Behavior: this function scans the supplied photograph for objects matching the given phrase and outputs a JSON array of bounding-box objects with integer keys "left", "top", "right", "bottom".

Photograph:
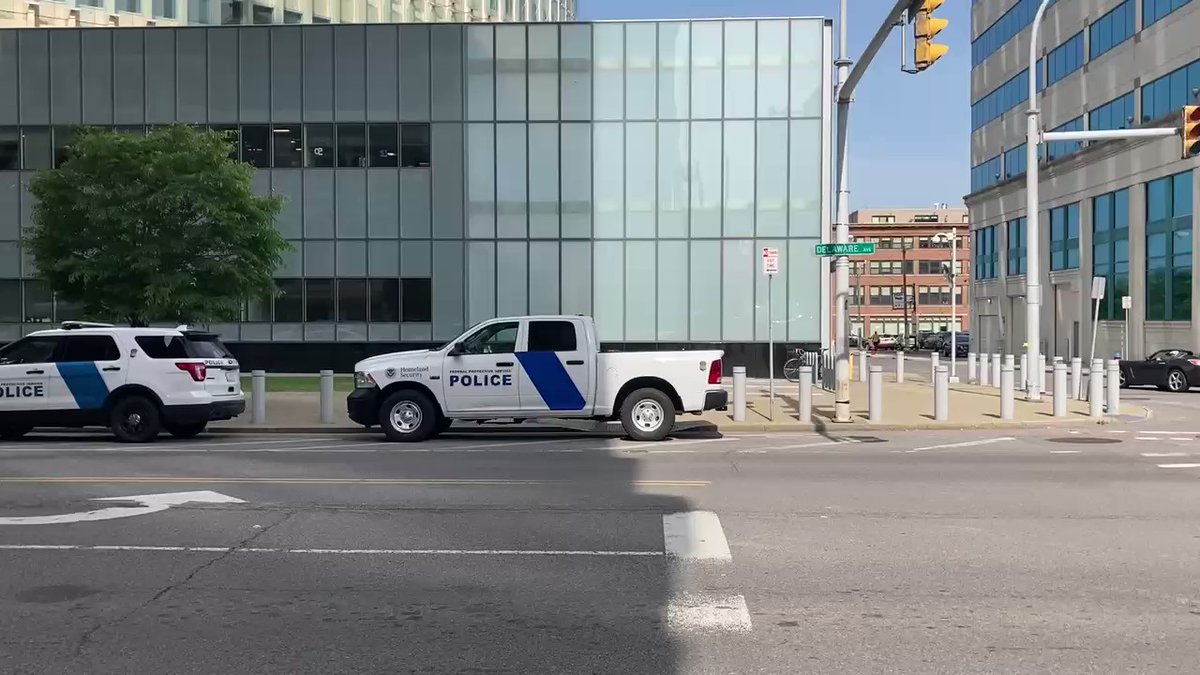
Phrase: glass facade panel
[
  {"left": 593, "top": 240, "right": 624, "bottom": 340},
  {"left": 467, "top": 123, "right": 495, "bottom": 238},
  {"left": 757, "top": 120, "right": 787, "bottom": 236},
  {"left": 626, "top": 122, "right": 656, "bottom": 238},
  {"left": 658, "top": 122, "right": 689, "bottom": 239},
  {"left": 723, "top": 121, "right": 755, "bottom": 237},
  {"left": 560, "top": 123, "right": 591, "bottom": 238},
  {"left": 724, "top": 22, "right": 756, "bottom": 119},
  {"left": 560, "top": 241, "right": 592, "bottom": 316},
  {"left": 496, "top": 241, "right": 527, "bottom": 316},
  {"left": 528, "top": 241, "right": 559, "bottom": 314},
  {"left": 790, "top": 20, "right": 823, "bottom": 118},
  {"left": 592, "top": 24, "right": 624, "bottom": 121},
  {"left": 625, "top": 241, "right": 656, "bottom": 340},
  {"left": 495, "top": 25, "right": 526, "bottom": 121},
  {"left": 657, "top": 240, "right": 688, "bottom": 340},
  {"left": 625, "top": 23, "right": 657, "bottom": 121},
  {"left": 593, "top": 122, "right": 624, "bottom": 239},
  {"left": 466, "top": 26, "right": 495, "bottom": 121},
  {"left": 495, "top": 123, "right": 528, "bottom": 238},
  {"left": 722, "top": 240, "right": 754, "bottom": 340},
  {"left": 757, "top": 21, "right": 789, "bottom": 118},
  {"left": 466, "top": 241, "right": 496, "bottom": 324},
  {"left": 658, "top": 23, "right": 690, "bottom": 120},
  {"left": 560, "top": 24, "right": 592, "bottom": 121},
  {"left": 691, "top": 121, "right": 722, "bottom": 237},
  {"left": 691, "top": 22, "right": 723, "bottom": 120},
  {"left": 529, "top": 123, "right": 560, "bottom": 239},
  {"left": 528, "top": 25, "right": 559, "bottom": 121},
  {"left": 789, "top": 119, "right": 820, "bottom": 236},
  {"left": 689, "top": 240, "right": 722, "bottom": 340}
]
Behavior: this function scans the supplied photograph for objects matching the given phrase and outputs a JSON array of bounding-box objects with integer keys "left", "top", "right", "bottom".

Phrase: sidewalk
[{"left": 212, "top": 381, "right": 1143, "bottom": 433}]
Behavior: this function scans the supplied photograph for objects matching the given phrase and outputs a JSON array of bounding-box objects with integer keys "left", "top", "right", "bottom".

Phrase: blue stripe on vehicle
[
  {"left": 515, "top": 352, "right": 586, "bottom": 411},
  {"left": 57, "top": 362, "right": 110, "bottom": 410}
]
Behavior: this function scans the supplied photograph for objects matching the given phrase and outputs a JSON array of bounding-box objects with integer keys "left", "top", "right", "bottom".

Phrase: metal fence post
[
  {"left": 934, "top": 364, "right": 949, "bottom": 421},
  {"left": 967, "top": 352, "right": 977, "bottom": 384},
  {"left": 868, "top": 365, "right": 883, "bottom": 424},
  {"left": 251, "top": 370, "right": 267, "bottom": 424},
  {"left": 798, "top": 366, "right": 812, "bottom": 422},
  {"left": 1089, "top": 359, "right": 1104, "bottom": 419},
  {"left": 930, "top": 352, "right": 939, "bottom": 383},
  {"left": 896, "top": 350, "right": 905, "bottom": 383},
  {"left": 319, "top": 369, "right": 334, "bottom": 424},
  {"left": 1000, "top": 364, "right": 1015, "bottom": 420},
  {"left": 732, "top": 366, "right": 747, "bottom": 422},
  {"left": 1053, "top": 363, "right": 1067, "bottom": 418},
  {"left": 1070, "top": 356, "right": 1083, "bottom": 400},
  {"left": 991, "top": 353, "right": 1001, "bottom": 389},
  {"left": 1106, "top": 359, "right": 1120, "bottom": 417}
]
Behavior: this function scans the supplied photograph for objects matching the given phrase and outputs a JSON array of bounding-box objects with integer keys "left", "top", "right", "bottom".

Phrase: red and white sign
[{"left": 761, "top": 247, "right": 780, "bottom": 276}]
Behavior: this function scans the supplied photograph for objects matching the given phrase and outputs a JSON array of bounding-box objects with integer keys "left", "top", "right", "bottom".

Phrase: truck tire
[
  {"left": 620, "top": 388, "right": 675, "bottom": 442},
  {"left": 380, "top": 390, "right": 438, "bottom": 442},
  {"left": 110, "top": 395, "right": 163, "bottom": 443}
]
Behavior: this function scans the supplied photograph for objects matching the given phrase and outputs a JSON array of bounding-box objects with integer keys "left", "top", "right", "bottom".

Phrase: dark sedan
[{"left": 1119, "top": 349, "right": 1200, "bottom": 392}]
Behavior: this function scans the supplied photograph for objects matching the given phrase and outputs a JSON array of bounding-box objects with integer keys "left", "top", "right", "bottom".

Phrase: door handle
[
  {"left": 102, "top": 366, "right": 121, "bottom": 372},
  {"left": 495, "top": 361, "right": 514, "bottom": 367},
  {"left": 26, "top": 369, "right": 44, "bottom": 375},
  {"left": 566, "top": 360, "right": 584, "bottom": 366}
]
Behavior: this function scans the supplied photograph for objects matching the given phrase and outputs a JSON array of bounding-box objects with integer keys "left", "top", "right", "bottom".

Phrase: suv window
[
  {"left": 60, "top": 335, "right": 121, "bottom": 362},
  {"left": 0, "top": 336, "right": 61, "bottom": 365},
  {"left": 461, "top": 322, "right": 519, "bottom": 355},
  {"left": 184, "top": 335, "right": 234, "bottom": 359},
  {"left": 527, "top": 321, "right": 577, "bottom": 352},
  {"left": 135, "top": 335, "right": 190, "bottom": 359}
]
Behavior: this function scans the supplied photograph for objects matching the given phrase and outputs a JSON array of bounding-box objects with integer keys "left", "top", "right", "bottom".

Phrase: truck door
[
  {"left": 516, "top": 319, "right": 592, "bottom": 414},
  {"left": 443, "top": 320, "right": 523, "bottom": 414}
]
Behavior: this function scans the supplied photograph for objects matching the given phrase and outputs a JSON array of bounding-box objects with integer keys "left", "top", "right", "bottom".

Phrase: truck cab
[{"left": 347, "top": 315, "right": 727, "bottom": 442}]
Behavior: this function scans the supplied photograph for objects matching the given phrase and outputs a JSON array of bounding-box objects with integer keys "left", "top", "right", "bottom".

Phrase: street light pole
[{"left": 1023, "top": 0, "right": 1053, "bottom": 402}]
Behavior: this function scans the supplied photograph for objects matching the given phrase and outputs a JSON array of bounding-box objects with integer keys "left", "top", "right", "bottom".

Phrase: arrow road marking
[{"left": 0, "top": 491, "right": 244, "bottom": 526}]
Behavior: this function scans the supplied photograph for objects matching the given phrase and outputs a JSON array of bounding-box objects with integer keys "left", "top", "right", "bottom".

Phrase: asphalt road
[{"left": 3, "top": 417, "right": 1200, "bottom": 674}]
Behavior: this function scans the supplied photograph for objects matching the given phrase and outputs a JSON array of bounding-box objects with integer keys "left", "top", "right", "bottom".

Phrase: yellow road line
[{"left": 0, "top": 476, "right": 710, "bottom": 488}]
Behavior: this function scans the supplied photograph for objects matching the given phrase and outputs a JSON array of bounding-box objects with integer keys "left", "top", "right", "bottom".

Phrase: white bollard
[
  {"left": 934, "top": 365, "right": 949, "bottom": 421},
  {"left": 1070, "top": 357, "right": 1083, "bottom": 400},
  {"left": 1000, "top": 364, "right": 1015, "bottom": 420},
  {"left": 732, "top": 366, "right": 747, "bottom": 422},
  {"left": 931, "top": 352, "right": 939, "bottom": 382},
  {"left": 868, "top": 365, "right": 883, "bottom": 423},
  {"left": 991, "top": 353, "right": 1001, "bottom": 389},
  {"left": 798, "top": 366, "right": 812, "bottom": 422},
  {"left": 979, "top": 353, "right": 990, "bottom": 387},
  {"left": 1089, "top": 359, "right": 1104, "bottom": 419},
  {"left": 319, "top": 369, "right": 335, "bottom": 424},
  {"left": 1019, "top": 353, "right": 1028, "bottom": 392},
  {"left": 1053, "top": 363, "right": 1067, "bottom": 418},
  {"left": 251, "top": 370, "right": 267, "bottom": 424},
  {"left": 896, "top": 351, "right": 905, "bottom": 383},
  {"left": 1106, "top": 359, "right": 1120, "bottom": 417},
  {"left": 967, "top": 352, "right": 977, "bottom": 384},
  {"left": 858, "top": 350, "right": 868, "bottom": 383},
  {"left": 1038, "top": 354, "right": 1047, "bottom": 393}
]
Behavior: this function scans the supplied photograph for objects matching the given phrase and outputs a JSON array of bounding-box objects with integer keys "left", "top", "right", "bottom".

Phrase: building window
[
  {"left": 1006, "top": 217, "right": 1026, "bottom": 275},
  {"left": 118, "top": 0, "right": 141, "bottom": 12},
  {"left": 1049, "top": 203, "right": 1080, "bottom": 271},
  {"left": 401, "top": 124, "right": 431, "bottom": 168},
  {"left": 1144, "top": 0, "right": 1193, "bottom": 27},
  {"left": 971, "top": 155, "right": 1002, "bottom": 192},
  {"left": 917, "top": 285, "right": 953, "bottom": 306},
  {"left": 1145, "top": 171, "right": 1192, "bottom": 321},
  {"left": 974, "top": 225, "right": 997, "bottom": 280},
  {"left": 21, "top": 128, "right": 52, "bottom": 170},
  {"left": 1003, "top": 144, "right": 1026, "bottom": 179},
  {"left": 400, "top": 278, "right": 432, "bottom": 322},
  {"left": 870, "top": 215, "right": 896, "bottom": 224},
  {"left": 252, "top": 3, "right": 272, "bottom": 23},
  {"left": 271, "top": 125, "right": 303, "bottom": 169},
  {"left": 1093, "top": 188, "right": 1130, "bottom": 321},
  {"left": 1088, "top": 92, "right": 1136, "bottom": 132},
  {"left": 336, "top": 279, "right": 367, "bottom": 322},
  {"left": 274, "top": 279, "right": 304, "bottom": 322},
  {"left": 0, "top": 127, "right": 18, "bottom": 171},
  {"left": 305, "top": 124, "right": 335, "bottom": 168},
  {"left": 1042, "top": 117, "right": 1083, "bottom": 161},
  {"left": 1046, "top": 32, "right": 1083, "bottom": 87},
  {"left": 23, "top": 280, "right": 53, "bottom": 323},
  {"left": 1141, "top": 58, "right": 1200, "bottom": 122},
  {"left": 336, "top": 124, "right": 367, "bottom": 168},
  {"left": 152, "top": 0, "right": 177, "bottom": 18},
  {"left": 304, "top": 279, "right": 334, "bottom": 322},
  {"left": 209, "top": 125, "right": 238, "bottom": 160},
  {"left": 971, "top": 68, "right": 1032, "bottom": 131},
  {"left": 972, "top": 0, "right": 1057, "bottom": 67},
  {"left": 868, "top": 260, "right": 912, "bottom": 275},
  {"left": 368, "top": 278, "right": 399, "bottom": 322},
  {"left": 912, "top": 214, "right": 939, "bottom": 223},
  {"left": 240, "top": 125, "right": 270, "bottom": 168},
  {"left": 0, "top": 280, "right": 19, "bottom": 322},
  {"left": 368, "top": 123, "right": 398, "bottom": 168},
  {"left": 1090, "top": 1, "right": 1134, "bottom": 60}
]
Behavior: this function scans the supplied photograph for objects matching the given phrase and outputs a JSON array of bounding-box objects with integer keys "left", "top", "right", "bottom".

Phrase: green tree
[{"left": 25, "top": 125, "right": 287, "bottom": 327}]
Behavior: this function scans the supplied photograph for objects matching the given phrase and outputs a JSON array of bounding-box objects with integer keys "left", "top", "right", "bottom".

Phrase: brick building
[{"left": 844, "top": 206, "right": 971, "bottom": 343}]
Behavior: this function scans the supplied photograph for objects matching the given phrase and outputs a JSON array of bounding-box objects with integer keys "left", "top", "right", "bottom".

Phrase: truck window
[
  {"left": 527, "top": 321, "right": 577, "bottom": 352},
  {"left": 60, "top": 335, "right": 121, "bottom": 362},
  {"left": 461, "top": 322, "right": 518, "bottom": 355}
]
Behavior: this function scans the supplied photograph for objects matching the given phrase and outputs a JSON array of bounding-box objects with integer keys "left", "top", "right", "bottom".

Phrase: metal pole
[
  {"left": 868, "top": 365, "right": 883, "bottom": 424},
  {"left": 799, "top": 366, "right": 813, "bottom": 422},
  {"left": 833, "top": 0, "right": 853, "bottom": 423},
  {"left": 1053, "top": 363, "right": 1067, "bottom": 417},
  {"left": 319, "top": 369, "right": 334, "bottom": 424},
  {"left": 251, "top": 370, "right": 266, "bottom": 424},
  {"left": 949, "top": 232, "right": 958, "bottom": 381},
  {"left": 1024, "top": 0, "right": 1054, "bottom": 403},
  {"left": 902, "top": 246, "right": 910, "bottom": 346},
  {"left": 1000, "top": 364, "right": 1015, "bottom": 420},
  {"left": 1089, "top": 359, "right": 1104, "bottom": 418},
  {"left": 1124, "top": 305, "right": 1129, "bottom": 358},
  {"left": 768, "top": 275, "right": 774, "bottom": 421},
  {"left": 1070, "top": 356, "right": 1083, "bottom": 399},
  {"left": 732, "top": 366, "right": 747, "bottom": 422},
  {"left": 1106, "top": 359, "right": 1120, "bottom": 417},
  {"left": 934, "top": 365, "right": 948, "bottom": 421}
]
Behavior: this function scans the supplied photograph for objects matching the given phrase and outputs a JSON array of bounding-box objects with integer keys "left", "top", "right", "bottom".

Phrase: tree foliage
[{"left": 25, "top": 125, "right": 287, "bottom": 327}]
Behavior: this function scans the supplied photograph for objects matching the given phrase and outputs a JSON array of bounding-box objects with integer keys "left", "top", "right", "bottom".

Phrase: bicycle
[{"left": 783, "top": 357, "right": 803, "bottom": 383}]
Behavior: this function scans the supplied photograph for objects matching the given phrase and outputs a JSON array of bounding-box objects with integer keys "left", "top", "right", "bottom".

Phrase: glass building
[{"left": 0, "top": 19, "right": 833, "bottom": 372}]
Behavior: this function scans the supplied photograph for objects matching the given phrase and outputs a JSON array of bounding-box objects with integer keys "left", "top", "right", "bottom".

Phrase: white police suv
[{"left": 0, "top": 322, "right": 245, "bottom": 442}]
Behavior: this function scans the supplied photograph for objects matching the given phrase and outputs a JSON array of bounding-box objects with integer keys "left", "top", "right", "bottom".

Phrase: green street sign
[{"left": 815, "top": 242, "right": 876, "bottom": 256}]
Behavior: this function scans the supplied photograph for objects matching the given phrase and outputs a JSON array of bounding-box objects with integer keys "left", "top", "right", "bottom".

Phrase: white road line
[
  {"left": 0, "top": 544, "right": 663, "bottom": 556},
  {"left": 1134, "top": 436, "right": 1161, "bottom": 441},
  {"left": 743, "top": 438, "right": 865, "bottom": 452},
  {"left": 1134, "top": 431, "right": 1199, "bottom": 435},
  {"left": 1049, "top": 450, "right": 1081, "bottom": 454},
  {"left": 1141, "top": 452, "right": 1189, "bottom": 457},
  {"left": 667, "top": 594, "right": 753, "bottom": 633},
  {"left": 662, "top": 511, "right": 732, "bottom": 562},
  {"left": 1156, "top": 463, "right": 1200, "bottom": 469},
  {"left": 906, "top": 437, "right": 1015, "bottom": 453}
]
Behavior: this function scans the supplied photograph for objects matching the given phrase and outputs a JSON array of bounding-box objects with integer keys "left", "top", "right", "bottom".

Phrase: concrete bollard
[
  {"left": 798, "top": 366, "right": 813, "bottom": 422},
  {"left": 991, "top": 353, "right": 1001, "bottom": 389},
  {"left": 319, "top": 369, "right": 335, "bottom": 424},
  {"left": 967, "top": 352, "right": 977, "bottom": 384},
  {"left": 1089, "top": 359, "right": 1104, "bottom": 419},
  {"left": 1038, "top": 354, "right": 1047, "bottom": 393},
  {"left": 934, "top": 365, "right": 949, "bottom": 421},
  {"left": 979, "top": 353, "right": 990, "bottom": 387},
  {"left": 1106, "top": 359, "right": 1120, "bottom": 417},
  {"left": 931, "top": 352, "right": 939, "bottom": 383},
  {"left": 858, "top": 350, "right": 868, "bottom": 383},
  {"left": 1053, "top": 363, "right": 1068, "bottom": 418},
  {"left": 251, "top": 370, "right": 267, "bottom": 424},
  {"left": 1070, "top": 357, "right": 1083, "bottom": 400},
  {"left": 1019, "top": 353, "right": 1028, "bottom": 392},
  {"left": 732, "top": 366, "right": 747, "bottom": 422},
  {"left": 896, "top": 351, "right": 905, "bottom": 383},
  {"left": 868, "top": 365, "right": 883, "bottom": 424},
  {"left": 1000, "top": 364, "right": 1015, "bottom": 420}
]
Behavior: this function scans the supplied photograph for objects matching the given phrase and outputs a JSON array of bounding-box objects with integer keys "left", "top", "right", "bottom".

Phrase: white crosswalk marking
[
  {"left": 667, "top": 594, "right": 752, "bottom": 633},
  {"left": 662, "top": 511, "right": 732, "bottom": 562}
]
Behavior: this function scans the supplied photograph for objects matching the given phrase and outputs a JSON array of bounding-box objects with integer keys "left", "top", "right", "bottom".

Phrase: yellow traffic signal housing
[
  {"left": 1184, "top": 105, "right": 1200, "bottom": 158},
  {"left": 914, "top": 0, "right": 949, "bottom": 71}
]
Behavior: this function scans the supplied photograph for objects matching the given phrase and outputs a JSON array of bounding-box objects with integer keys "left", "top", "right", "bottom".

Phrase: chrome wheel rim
[
  {"left": 123, "top": 412, "right": 144, "bottom": 433},
  {"left": 1169, "top": 371, "right": 1185, "bottom": 390},
  {"left": 390, "top": 402, "right": 423, "bottom": 433},
  {"left": 632, "top": 400, "right": 664, "bottom": 433}
]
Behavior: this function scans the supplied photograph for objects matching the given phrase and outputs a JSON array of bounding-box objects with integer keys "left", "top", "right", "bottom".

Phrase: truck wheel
[
  {"left": 620, "top": 388, "right": 675, "bottom": 442},
  {"left": 164, "top": 422, "right": 207, "bottom": 439},
  {"left": 0, "top": 425, "right": 32, "bottom": 441},
  {"left": 380, "top": 390, "right": 437, "bottom": 442},
  {"left": 110, "top": 395, "right": 163, "bottom": 443}
]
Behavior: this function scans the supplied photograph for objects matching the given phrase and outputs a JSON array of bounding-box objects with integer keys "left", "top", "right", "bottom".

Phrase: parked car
[
  {"left": 1117, "top": 348, "right": 1200, "bottom": 392},
  {"left": 875, "top": 335, "right": 898, "bottom": 350},
  {"left": 921, "top": 333, "right": 944, "bottom": 350},
  {"left": 940, "top": 333, "right": 970, "bottom": 357}
]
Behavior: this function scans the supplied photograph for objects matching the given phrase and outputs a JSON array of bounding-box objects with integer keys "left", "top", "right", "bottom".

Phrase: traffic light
[
  {"left": 1183, "top": 105, "right": 1200, "bottom": 158},
  {"left": 914, "top": 0, "right": 949, "bottom": 72}
]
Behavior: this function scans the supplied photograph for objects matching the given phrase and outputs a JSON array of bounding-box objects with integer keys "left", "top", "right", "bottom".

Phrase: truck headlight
[{"left": 354, "top": 371, "right": 377, "bottom": 389}]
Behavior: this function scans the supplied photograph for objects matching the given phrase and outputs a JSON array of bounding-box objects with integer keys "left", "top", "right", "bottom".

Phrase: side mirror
[{"left": 448, "top": 342, "right": 466, "bottom": 357}]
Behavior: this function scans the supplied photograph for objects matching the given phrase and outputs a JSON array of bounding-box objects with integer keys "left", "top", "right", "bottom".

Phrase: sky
[{"left": 577, "top": 0, "right": 971, "bottom": 212}]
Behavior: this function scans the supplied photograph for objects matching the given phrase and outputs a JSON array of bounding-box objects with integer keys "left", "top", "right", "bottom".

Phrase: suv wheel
[
  {"left": 0, "top": 425, "right": 32, "bottom": 441},
  {"left": 379, "top": 390, "right": 438, "bottom": 442},
  {"left": 164, "top": 422, "right": 207, "bottom": 439},
  {"left": 620, "top": 388, "right": 675, "bottom": 442},
  {"left": 110, "top": 395, "right": 163, "bottom": 443}
]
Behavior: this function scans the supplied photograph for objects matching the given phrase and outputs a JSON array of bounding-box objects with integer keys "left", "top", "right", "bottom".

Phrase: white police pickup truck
[
  {"left": 348, "top": 315, "right": 728, "bottom": 442},
  {"left": 0, "top": 322, "right": 245, "bottom": 442}
]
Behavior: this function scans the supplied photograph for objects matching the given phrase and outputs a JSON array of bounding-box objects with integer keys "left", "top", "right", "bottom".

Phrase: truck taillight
[
  {"left": 176, "top": 362, "right": 207, "bottom": 382},
  {"left": 708, "top": 358, "right": 722, "bottom": 385}
]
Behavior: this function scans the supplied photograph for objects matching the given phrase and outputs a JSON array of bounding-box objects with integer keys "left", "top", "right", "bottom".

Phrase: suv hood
[{"left": 355, "top": 349, "right": 432, "bottom": 371}]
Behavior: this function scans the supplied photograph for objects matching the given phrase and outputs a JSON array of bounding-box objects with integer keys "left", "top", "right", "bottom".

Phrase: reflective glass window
[
  {"left": 368, "top": 123, "right": 398, "bottom": 167},
  {"left": 724, "top": 22, "right": 756, "bottom": 118},
  {"left": 305, "top": 123, "right": 335, "bottom": 167},
  {"left": 336, "top": 123, "right": 366, "bottom": 168},
  {"left": 658, "top": 23, "right": 689, "bottom": 119},
  {"left": 691, "top": 22, "right": 722, "bottom": 119},
  {"left": 272, "top": 125, "right": 303, "bottom": 169},
  {"left": 625, "top": 23, "right": 657, "bottom": 120},
  {"left": 593, "top": 23, "right": 624, "bottom": 121},
  {"left": 401, "top": 123, "right": 430, "bottom": 168},
  {"left": 240, "top": 124, "right": 270, "bottom": 168}
]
